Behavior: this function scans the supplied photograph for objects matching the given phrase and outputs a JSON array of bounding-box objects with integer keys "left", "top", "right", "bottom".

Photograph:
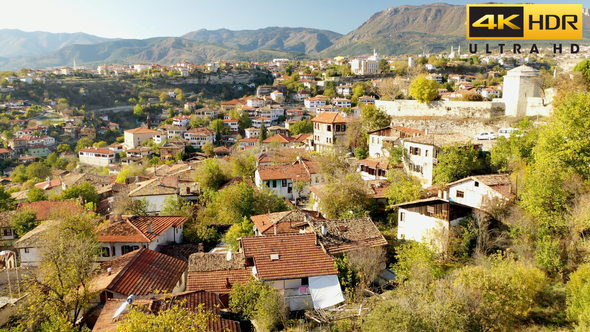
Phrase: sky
[{"left": 2, "top": 0, "right": 589, "bottom": 39}]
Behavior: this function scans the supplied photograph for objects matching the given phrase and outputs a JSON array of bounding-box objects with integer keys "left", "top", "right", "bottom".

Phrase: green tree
[
  {"left": 114, "top": 300, "right": 216, "bottom": 332},
  {"left": 354, "top": 145, "right": 368, "bottom": 160},
  {"left": 210, "top": 119, "right": 229, "bottom": 140},
  {"left": 379, "top": 58, "right": 389, "bottom": 73},
  {"left": 60, "top": 182, "right": 99, "bottom": 206},
  {"left": 194, "top": 159, "right": 229, "bottom": 192},
  {"left": 201, "top": 141, "right": 215, "bottom": 156},
  {"left": 159, "top": 92, "right": 170, "bottom": 103},
  {"left": 19, "top": 212, "right": 100, "bottom": 330},
  {"left": 10, "top": 164, "right": 28, "bottom": 183},
  {"left": 318, "top": 174, "right": 370, "bottom": 219},
  {"left": 386, "top": 170, "right": 423, "bottom": 212},
  {"left": 230, "top": 277, "right": 287, "bottom": 331},
  {"left": 25, "top": 162, "right": 51, "bottom": 180},
  {"left": 393, "top": 241, "right": 443, "bottom": 284},
  {"left": 10, "top": 209, "right": 38, "bottom": 237},
  {"left": 93, "top": 141, "right": 108, "bottom": 148},
  {"left": 567, "top": 263, "right": 590, "bottom": 330},
  {"left": 259, "top": 121, "right": 267, "bottom": 145},
  {"left": 75, "top": 138, "right": 94, "bottom": 152},
  {"left": 133, "top": 104, "right": 145, "bottom": 117},
  {"left": 0, "top": 186, "right": 15, "bottom": 212},
  {"left": 116, "top": 164, "right": 144, "bottom": 184},
  {"left": 433, "top": 143, "right": 485, "bottom": 184},
  {"left": 573, "top": 59, "right": 590, "bottom": 81},
  {"left": 160, "top": 195, "right": 192, "bottom": 219},
  {"left": 27, "top": 187, "right": 47, "bottom": 202},
  {"left": 409, "top": 75, "right": 440, "bottom": 103},
  {"left": 223, "top": 217, "right": 254, "bottom": 251},
  {"left": 229, "top": 108, "right": 252, "bottom": 130},
  {"left": 56, "top": 143, "right": 71, "bottom": 153},
  {"left": 289, "top": 119, "right": 313, "bottom": 135}
]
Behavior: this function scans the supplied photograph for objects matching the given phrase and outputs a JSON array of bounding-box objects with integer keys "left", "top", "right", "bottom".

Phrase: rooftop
[{"left": 308, "top": 218, "right": 388, "bottom": 255}]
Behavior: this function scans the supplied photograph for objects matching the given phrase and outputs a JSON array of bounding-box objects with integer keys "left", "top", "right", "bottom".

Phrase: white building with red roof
[
  {"left": 79, "top": 147, "right": 116, "bottom": 167},
  {"left": 311, "top": 112, "right": 354, "bottom": 152}
]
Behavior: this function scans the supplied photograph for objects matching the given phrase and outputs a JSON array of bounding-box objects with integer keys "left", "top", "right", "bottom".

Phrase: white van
[{"left": 498, "top": 128, "right": 519, "bottom": 139}]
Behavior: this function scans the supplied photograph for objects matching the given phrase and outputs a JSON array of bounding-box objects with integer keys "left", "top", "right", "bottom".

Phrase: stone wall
[
  {"left": 375, "top": 100, "right": 506, "bottom": 119},
  {"left": 526, "top": 97, "right": 553, "bottom": 117},
  {"left": 166, "top": 71, "right": 261, "bottom": 85}
]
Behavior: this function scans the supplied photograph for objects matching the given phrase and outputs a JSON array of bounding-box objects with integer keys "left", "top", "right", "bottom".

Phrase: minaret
[
  {"left": 458, "top": 45, "right": 460, "bottom": 56},
  {"left": 146, "top": 114, "right": 151, "bottom": 129},
  {"left": 73, "top": 58, "right": 77, "bottom": 71}
]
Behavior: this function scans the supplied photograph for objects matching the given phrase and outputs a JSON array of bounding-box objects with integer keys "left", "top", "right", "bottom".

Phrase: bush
[{"left": 10, "top": 209, "right": 38, "bottom": 237}]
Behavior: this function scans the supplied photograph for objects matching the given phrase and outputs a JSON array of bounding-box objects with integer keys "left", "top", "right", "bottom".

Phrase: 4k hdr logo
[{"left": 467, "top": 4, "right": 583, "bottom": 40}]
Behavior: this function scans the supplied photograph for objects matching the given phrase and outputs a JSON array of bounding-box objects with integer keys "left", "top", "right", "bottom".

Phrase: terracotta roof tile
[
  {"left": 257, "top": 164, "right": 311, "bottom": 182},
  {"left": 311, "top": 112, "right": 353, "bottom": 124},
  {"left": 187, "top": 253, "right": 252, "bottom": 294},
  {"left": 241, "top": 233, "right": 338, "bottom": 280},
  {"left": 251, "top": 210, "right": 311, "bottom": 235},
  {"left": 262, "top": 134, "right": 295, "bottom": 144},
  {"left": 124, "top": 127, "right": 159, "bottom": 134},
  {"left": 0, "top": 211, "right": 15, "bottom": 228},
  {"left": 308, "top": 218, "right": 387, "bottom": 255},
  {"left": 17, "top": 200, "right": 84, "bottom": 221},
  {"left": 93, "top": 248, "right": 187, "bottom": 296},
  {"left": 97, "top": 215, "right": 187, "bottom": 243}
]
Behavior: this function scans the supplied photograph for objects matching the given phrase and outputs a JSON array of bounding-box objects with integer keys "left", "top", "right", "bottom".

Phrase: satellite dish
[
  {"left": 226, "top": 250, "right": 232, "bottom": 261},
  {"left": 112, "top": 294, "right": 135, "bottom": 320}
]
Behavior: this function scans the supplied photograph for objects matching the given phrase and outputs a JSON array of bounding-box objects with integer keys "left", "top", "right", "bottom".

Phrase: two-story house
[
  {"left": 124, "top": 127, "right": 158, "bottom": 149},
  {"left": 96, "top": 214, "right": 187, "bottom": 261},
  {"left": 128, "top": 177, "right": 199, "bottom": 213},
  {"left": 368, "top": 126, "right": 426, "bottom": 158},
  {"left": 79, "top": 147, "right": 116, "bottom": 167},
  {"left": 255, "top": 164, "right": 311, "bottom": 200},
  {"left": 447, "top": 174, "right": 514, "bottom": 211},
  {"left": 311, "top": 112, "right": 353, "bottom": 152},
  {"left": 172, "top": 115, "right": 191, "bottom": 127},
  {"left": 304, "top": 96, "right": 327, "bottom": 112},
  {"left": 402, "top": 133, "right": 475, "bottom": 187},
  {"left": 184, "top": 128, "right": 215, "bottom": 149}
]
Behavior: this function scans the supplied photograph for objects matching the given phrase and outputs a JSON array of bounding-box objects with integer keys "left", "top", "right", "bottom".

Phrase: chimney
[
  {"left": 438, "top": 190, "right": 442, "bottom": 198},
  {"left": 321, "top": 224, "right": 327, "bottom": 236},
  {"left": 107, "top": 267, "right": 112, "bottom": 276},
  {"left": 274, "top": 224, "right": 277, "bottom": 235},
  {"left": 225, "top": 277, "right": 231, "bottom": 289},
  {"left": 147, "top": 222, "right": 153, "bottom": 233},
  {"left": 198, "top": 243, "right": 204, "bottom": 252},
  {"left": 443, "top": 191, "right": 449, "bottom": 200},
  {"left": 425, "top": 129, "right": 429, "bottom": 135}
]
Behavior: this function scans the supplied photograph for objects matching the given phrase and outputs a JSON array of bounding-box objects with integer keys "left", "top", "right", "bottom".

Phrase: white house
[
  {"left": 96, "top": 214, "right": 187, "bottom": 261},
  {"left": 396, "top": 198, "right": 473, "bottom": 248},
  {"left": 223, "top": 118, "right": 239, "bottom": 132},
  {"left": 255, "top": 164, "right": 311, "bottom": 200},
  {"left": 252, "top": 117, "right": 271, "bottom": 129},
  {"left": 79, "top": 147, "right": 116, "bottom": 167},
  {"left": 332, "top": 98, "right": 352, "bottom": 108},
  {"left": 402, "top": 133, "right": 475, "bottom": 187},
  {"left": 172, "top": 115, "right": 191, "bottom": 127},
  {"left": 447, "top": 174, "right": 513, "bottom": 211},
  {"left": 184, "top": 128, "right": 215, "bottom": 149},
  {"left": 14, "top": 219, "right": 60, "bottom": 266},
  {"left": 128, "top": 178, "right": 199, "bottom": 213},
  {"left": 368, "top": 126, "right": 425, "bottom": 158},
  {"left": 304, "top": 96, "right": 327, "bottom": 112}
]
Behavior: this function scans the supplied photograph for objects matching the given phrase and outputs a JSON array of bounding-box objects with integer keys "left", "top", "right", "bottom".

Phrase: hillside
[
  {"left": 0, "top": 37, "right": 303, "bottom": 71},
  {"left": 181, "top": 27, "right": 342, "bottom": 54},
  {"left": 321, "top": 3, "right": 590, "bottom": 57},
  {"left": 0, "top": 29, "right": 116, "bottom": 58}
]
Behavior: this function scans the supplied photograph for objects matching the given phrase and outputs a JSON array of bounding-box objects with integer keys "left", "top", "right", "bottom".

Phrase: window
[
  {"left": 301, "top": 277, "right": 309, "bottom": 286},
  {"left": 272, "top": 180, "right": 277, "bottom": 188},
  {"left": 336, "top": 125, "right": 341, "bottom": 132},
  {"left": 400, "top": 212, "right": 405, "bottom": 222},
  {"left": 288, "top": 182, "right": 293, "bottom": 193},
  {"left": 102, "top": 247, "right": 110, "bottom": 257},
  {"left": 327, "top": 125, "right": 332, "bottom": 132},
  {"left": 342, "top": 125, "right": 346, "bottom": 131},
  {"left": 3, "top": 228, "right": 11, "bottom": 236},
  {"left": 425, "top": 150, "right": 429, "bottom": 157},
  {"left": 474, "top": 181, "right": 480, "bottom": 187},
  {"left": 24, "top": 248, "right": 30, "bottom": 253},
  {"left": 456, "top": 190, "right": 465, "bottom": 198},
  {"left": 122, "top": 245, "right": 139, "bottom": 255},
  {"left": 282, "top": 179, "right": 287, "bottom": 187}
]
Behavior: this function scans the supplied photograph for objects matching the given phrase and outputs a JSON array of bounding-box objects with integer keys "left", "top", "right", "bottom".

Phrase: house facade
[
  {"left": 311, "top": 112, "right": 352, "bottom": 152},
  {"left": 79, "top": 147, "right": 116, "bottom": 167}
]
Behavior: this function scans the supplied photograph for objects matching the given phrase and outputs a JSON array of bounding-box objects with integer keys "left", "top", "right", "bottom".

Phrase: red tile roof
[
  {"left": 92, "top": 248, "right": 187, "bottom": 296},
  {"left": 97, "top": 215, "right": 187, "bottom": 243},
  {"left": 257, "top": 164, "right": 311, "bottom": 181},
  {"left": 79, "top": 147, "right": 114, "bottom": 154},
  {"left": 124, "top": 127, "right": 158, "bottom": 134},
  {"left": 251, "top": 210, "right": 311, "bottom": 235},
  {"left": 187, "top": 253, "right": 252, "bottom": 294},
  {"left": 17, "top": 200, "right": 84, "bottom": 221},
  {"left": 311, "top": 112, "right": 353, "bottom": 124},
  {"left": 262, "top": 134, "right": 295, "bottom": 144},
  {"left": 241, "top": 233, "right": 338, "bottom": 280}
]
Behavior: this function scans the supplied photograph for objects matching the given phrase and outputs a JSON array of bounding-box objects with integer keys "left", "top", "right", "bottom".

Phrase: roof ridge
[{"left": 125, "top": 218, "right": 152, "bottom": 242}]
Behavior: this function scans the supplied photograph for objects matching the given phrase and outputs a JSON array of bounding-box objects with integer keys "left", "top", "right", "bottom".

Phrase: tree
[
  {"left": 393, "top": 241, "right": 443, "bottom": 285},
  {"left": 230, "top": 278, "right": 287, "bottom": 331},
  {"left": 19, "top": 212, "right": 100, "bottom": 330},
  {"left": 60, "top": 182, "right": 99, "bottom": 206},
  {"left": 259, "top": 121, "right": 268, "bottom": 143},
  {"left": 210, "top": 119, "right": 228, "bottom": 141},
  {"left": 433, "top": 143, "right": 485, "bottom": 184},
  {"left": 10, "top": 209, "right": 38, "bottom": 237},
  {"left": 378, "top": 78, "right": 406, "bottom": 100},
  {"left": 75, "top": 138, "right": 94, "bottom": 152},
  {"left": 386, "top": 170, "right": 423, "bottom": 212},
  {"left": 223, "top": 217, "right": 254, "bottom": 251},
  {"left": 159, "top": 92, "right": 170, "bottom": 103},
  {"left": 360, "top": 104, "right": 392, "bottom": 133},
  {"left": 10, "top": 164, "right": 27, "bottom": 183},
  {"left": 116, "top": 164, "right": 144, "bottom": 184},
  {"left": 289, "top": 119, "right": 313, "bottom": 135},
  {"left": 114, "top": 300, "right": 216, "bottom": 332},
  {"left": 409, "top": 75, "right": 440, "bottom": 103},
  {"left": 133, "top": 104, "right": 145, "bottom": 117},
  {"left": 0, "top": 186, "right": 14, "bottom": 212},
  {"left": 93, "top": 141, "right": 108, "bottom": 148},
  {"left": 379, "top": 58, "right": 389, "bottom": 73},
  {"left": 318, "top": 174, "right": 370, "bottom": 219},
  {"left": 229, "top": 108, "right": 252, "bottom": 130},
  {"left": 27, "top": 187, "right": 47, "bottom": 202},
  {"left": 194, "top": 159, "right": 229, "bottom": 192},
  {"left": 354, "top": 145, "right": 368, "bottom": 160},
  {"left": 573, "top": 59, "right": 590, "bottom": 81},
  {"left": 567, "top": 263, "right": 590, "bottom": 330},
  {"left": 201, "top": 141, "right": 215, "bottom": 156},
  {"left": 160, "top": 195, "right": 192, "bottom": 219},
  {"left": 25, "top": 162, "right": 51, "bottom": 180}
]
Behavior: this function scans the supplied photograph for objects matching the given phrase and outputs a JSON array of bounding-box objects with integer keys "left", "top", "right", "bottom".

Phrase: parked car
[
  {"left": 498, "top": 127, "right": 520, "bottom": 139},
  {"left": 474, "top": 132, "right": 497, "bottom": 140}
]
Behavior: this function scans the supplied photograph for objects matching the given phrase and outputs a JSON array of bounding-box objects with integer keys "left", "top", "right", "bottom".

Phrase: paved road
[{"left": 89, "top": 106, "right": 134, "bottom": 113}]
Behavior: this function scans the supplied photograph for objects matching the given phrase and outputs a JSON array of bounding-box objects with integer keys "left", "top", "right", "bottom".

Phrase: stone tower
[{"left": 502, "top": 65, "right": 541, "bottom": 117}]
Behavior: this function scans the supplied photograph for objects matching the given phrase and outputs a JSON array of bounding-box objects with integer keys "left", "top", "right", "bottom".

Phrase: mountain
[
  {"left": 321, "top": 3, "right": 590, "bottom": 57},
  {"left": 0, "top": 37, "right": 303, "bottom": 71},
  {"left": 0, "top": 29, "right": 117, "bottom": 58},
  {"left": 181, "top": 27, "right": 342, "bottom": 54}
]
